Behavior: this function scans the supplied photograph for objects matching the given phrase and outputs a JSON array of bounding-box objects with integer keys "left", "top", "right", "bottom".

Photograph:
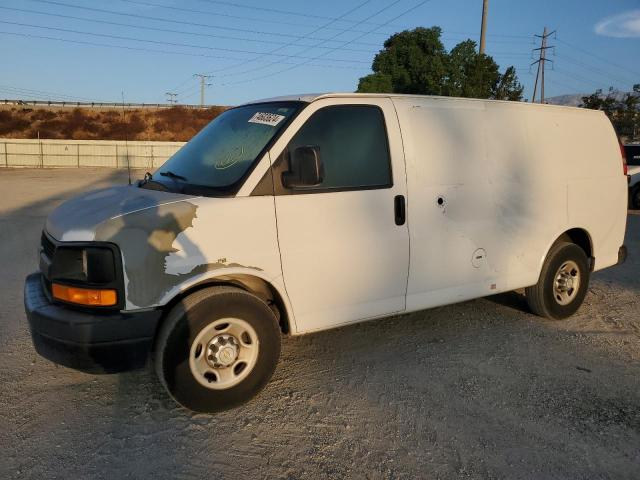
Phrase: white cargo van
[{"left": 25, "top": 93, "right": 628, "bottom": 412}]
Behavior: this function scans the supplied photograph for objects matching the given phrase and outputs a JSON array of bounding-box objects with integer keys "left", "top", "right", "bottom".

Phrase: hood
[{"left": 45, "top": 185, "right": 198, "bottom": 241}]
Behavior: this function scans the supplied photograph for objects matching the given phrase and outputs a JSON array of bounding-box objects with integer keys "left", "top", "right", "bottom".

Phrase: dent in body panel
[
  {"left": 46, "top": 185, "right": 193, "bottom": 241},
  {"left": 95, "top": 198, "right": 261, "bottom": 308}
]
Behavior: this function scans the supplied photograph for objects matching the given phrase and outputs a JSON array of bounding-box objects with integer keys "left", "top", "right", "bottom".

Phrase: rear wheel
[
  {"left": 525, "top": 241, "right": 590, "bottom": 320},
  {"left": 154, "top": 286, "right": 281, "bottom": 413}
]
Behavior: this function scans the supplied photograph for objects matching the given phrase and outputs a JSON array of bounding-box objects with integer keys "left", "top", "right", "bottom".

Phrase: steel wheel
[
  {"left": 553, "top": 260, "right": 581, "bottom": 306},
  {"left": 189, "top": 317, "right": 259, "bottom": 390},
  {"left": 526, "top": 241, "right": 590, "bottom": 320}
]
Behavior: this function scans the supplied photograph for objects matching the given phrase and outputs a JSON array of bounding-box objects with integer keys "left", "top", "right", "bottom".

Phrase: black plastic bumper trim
[{"left": 24, "top": 272, "right": 162, "bottom": 373}]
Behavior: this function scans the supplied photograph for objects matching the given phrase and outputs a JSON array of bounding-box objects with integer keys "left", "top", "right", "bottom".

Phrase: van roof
[{"left": 244, "top": 92, "right": 602, "bottom": 114}]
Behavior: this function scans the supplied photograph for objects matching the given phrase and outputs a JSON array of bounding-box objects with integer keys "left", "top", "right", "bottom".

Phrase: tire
[
  {"left": 525, "top": 241, "right": 590, "bottom": 320},
  {"left": 630, "top": 185, "right": 640, "bottom": 210},
  {"left": 154, "top": 286, "right": 281, "bottom": 413}
]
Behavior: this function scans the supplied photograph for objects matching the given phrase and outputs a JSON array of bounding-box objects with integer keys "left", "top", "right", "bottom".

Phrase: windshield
[{"left": 152, "top": 102, "right": 302, "bottom": 192}]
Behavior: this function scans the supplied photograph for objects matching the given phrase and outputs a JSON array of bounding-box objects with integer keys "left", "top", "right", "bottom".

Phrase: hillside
[
  {"left": 547, "top": 91, "right": 639, "bottom": 107},
  {"left": 0, "top": 105, "right": 226, "bottom": 141},
  {"left": 545, "top": 94, "right": 587, "bottom": 107}
]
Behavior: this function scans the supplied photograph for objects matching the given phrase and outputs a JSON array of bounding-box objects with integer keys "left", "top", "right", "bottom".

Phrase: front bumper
[{"left": 24, "top": 273, "right": 162, "bottom": 373}]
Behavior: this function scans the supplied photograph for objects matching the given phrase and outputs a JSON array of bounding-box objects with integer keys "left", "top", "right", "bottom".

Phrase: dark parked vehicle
[
  {"left": 625, "top": 144, "right": 640, "bottom": 166},
  {"left": 626, "top": 145, "right": 640, "bottom": 209}
]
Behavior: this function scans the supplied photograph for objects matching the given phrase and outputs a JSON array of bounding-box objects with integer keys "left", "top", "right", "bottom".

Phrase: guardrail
[
  {"left": 1, "top": 99, "right": 208, "bottom": 109},
  {"left": 0, "top": 138, "right": 185, "bottom": 169}
]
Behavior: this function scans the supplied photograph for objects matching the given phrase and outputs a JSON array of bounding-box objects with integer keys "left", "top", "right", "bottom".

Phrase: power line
[
  {"left": 27, "top": 0, "right": 382, "bottom": 47},
  {"left": 26, "top": 0, "right": 532, "bottom": 46},
  {"left": 204, "top": 0, "right": 375, "bottom": 81},
  {"left": 0, "top": 20, "right": 370, "bottom": 64},
  {"left": 554, "top": 68, "right": 608, "bottom": 89},
  {"left": 554, "top": 54, "right": 635, "bottom": 89},
  {"left": 449, "top": 29, "right": 531, "bottom": 39},
  {"left": 556, "top": 37, "right": 640, "bottom": 80},
  {"left": 0, "top": 30, "right": 368, "bottom": 76},
  {"left": 0, "top": 5, "right": 375, "bottom": 53},
  {"left": 0, "top": 28, "right": 367, "bottom": 102},
  {"left": 222, "top": 0, "right": 432, "bottom": 87},
  {"left": 0, "top": 84, "right": 107, "bottom": 102},
  {"left": 117, "top": 0, "right": 328, "bottom": 31},
  {"left": 169, "top": 77, "right": 199, "bottom": 95},
  {"left": 196, "top": 0, "right": 411, "bottom": 29},
  {"left": 120, "top": 0, "right": 534, "bottom": 43},
  {"left": 115, "top": 0, "right": 391, "bottom": 39},
  {"left": 545, "top": 77, "right": 588, "bottom": 95}
]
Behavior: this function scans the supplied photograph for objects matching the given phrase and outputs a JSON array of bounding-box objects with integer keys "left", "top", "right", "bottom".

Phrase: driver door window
[{"left": 275, "top": 105, "right": 392, "bottom": 194}]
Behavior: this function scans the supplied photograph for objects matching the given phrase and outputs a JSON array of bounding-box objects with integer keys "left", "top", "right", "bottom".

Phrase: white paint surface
[{"left": 121, "top": 94, "right": 627, "bottom": 336}]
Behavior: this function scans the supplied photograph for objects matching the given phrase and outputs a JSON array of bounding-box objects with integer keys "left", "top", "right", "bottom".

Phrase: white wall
[{"left": 0, "top": 138, "right": 185, "bottom": 169}]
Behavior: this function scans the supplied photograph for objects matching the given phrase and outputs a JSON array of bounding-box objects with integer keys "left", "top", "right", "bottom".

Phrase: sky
[{"left": 0, "top": 0, "right": 639, "bottom": 105}]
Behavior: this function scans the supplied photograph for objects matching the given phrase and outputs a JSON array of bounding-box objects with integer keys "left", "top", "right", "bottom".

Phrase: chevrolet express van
[{"left": 25, "top": 93, "right": 628, "bottom": 412}]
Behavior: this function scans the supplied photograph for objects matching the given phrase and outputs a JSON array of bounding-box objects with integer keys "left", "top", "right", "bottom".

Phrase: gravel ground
[{"left": 1, "top": 168, "right": 639, "bottom": 480}]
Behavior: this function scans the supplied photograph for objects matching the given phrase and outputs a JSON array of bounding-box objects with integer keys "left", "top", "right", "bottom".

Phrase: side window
[{"left": 279, "top": 105, "right": 392, "bottom": 192}]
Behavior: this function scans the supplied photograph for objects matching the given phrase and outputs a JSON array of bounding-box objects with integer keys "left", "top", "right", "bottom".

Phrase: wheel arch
[
  {"left": 538, "top": 227, "right": 594, "bottom": 277},
  {"left": 154, "top": 270, "right": 295, "bottom": 341}
]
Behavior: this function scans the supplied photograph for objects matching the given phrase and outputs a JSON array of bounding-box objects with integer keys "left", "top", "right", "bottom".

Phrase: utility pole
[
  {"left": 165, "top": 92, "right": 178, "bottom": 104},
  {"left": 531, "top": 27, "right": 555, "bottom": 103},
  {"left": 193, "top": 74, "right": 213, "bottom": 108},
  {"left": 479, "top": 0, "right": 489, "bottom": 54}
]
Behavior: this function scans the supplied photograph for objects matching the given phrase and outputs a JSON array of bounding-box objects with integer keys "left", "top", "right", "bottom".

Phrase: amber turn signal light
[{"left": 52, "top": 283, "right": 117, "bottom": 306}]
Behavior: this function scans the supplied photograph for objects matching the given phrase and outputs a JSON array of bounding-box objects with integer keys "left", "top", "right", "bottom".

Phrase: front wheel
[
  {"left": 525, "top": 241, "right": 590, "bottom": 320},
  {"left": 154, "top": 286, "right": 281, "bottom": 413}
]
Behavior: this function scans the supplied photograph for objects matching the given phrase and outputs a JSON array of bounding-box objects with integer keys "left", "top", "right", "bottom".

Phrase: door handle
[{"left": 394, "top": 195, "right": 406, "bottom": 226}]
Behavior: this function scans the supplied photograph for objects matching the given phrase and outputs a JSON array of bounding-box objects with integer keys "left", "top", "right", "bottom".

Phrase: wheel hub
[
  {"left": 189, "top": 317, "right": 260, "bottom": 391},
  {"left": 557, "top": 273, "right": 574, "bottom": 291},
  {"left": 206, "top": 334, "right": 239, "bottom": 368},
  {"left": 553, "top": 260, "right": 581, "bottom": 305}
]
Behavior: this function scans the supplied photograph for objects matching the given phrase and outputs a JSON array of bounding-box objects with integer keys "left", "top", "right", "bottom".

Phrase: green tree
[
  {"left": 581, "top": 86, "right": 640, "bottom": 142},
  {"left": 358, "top": 27, "right": 448, "bottom": 95},
  {"left": 444, "top": 40, "right": 500, "bottom": 98},
  {"left": 357, "top": 27, "right": 523, "bottom": 101},
  {"left": 493, "top": 66, "right": 525, "bottom": 101},
  {"left": 357, "top": 73, "right": 393, "bottom": 93}
]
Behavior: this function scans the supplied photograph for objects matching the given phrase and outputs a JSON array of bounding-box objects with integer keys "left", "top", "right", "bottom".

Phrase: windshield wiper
[{"left": 160, "top": 171, "right": 188, "bottom": 181}]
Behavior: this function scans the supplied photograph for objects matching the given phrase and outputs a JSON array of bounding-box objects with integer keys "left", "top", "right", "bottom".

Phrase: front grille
[{"left": 41, "top": 232, "right": 55, "bottom": 258}]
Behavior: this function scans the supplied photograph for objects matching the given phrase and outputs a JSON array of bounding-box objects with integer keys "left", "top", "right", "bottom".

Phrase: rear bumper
[{"left": 24, "top": 273, "right": 162, "bottom": 373}]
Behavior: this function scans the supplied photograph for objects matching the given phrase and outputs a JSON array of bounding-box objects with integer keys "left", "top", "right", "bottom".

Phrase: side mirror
[{"left": 282, "top": 146, "right": 324, "bottom": 189}]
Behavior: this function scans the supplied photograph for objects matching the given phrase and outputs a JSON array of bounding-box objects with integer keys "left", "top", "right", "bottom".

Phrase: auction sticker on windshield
[{"left": 248, "top": 112, "right": 286, "bottom": 127}]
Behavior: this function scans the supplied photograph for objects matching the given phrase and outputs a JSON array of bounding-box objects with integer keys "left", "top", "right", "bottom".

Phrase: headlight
[
  {"left": 51, "top": 246, "right": 116, "bottom": 284},
  {"left": 45, "top": 243, "right": 121, "bottom": 308}
]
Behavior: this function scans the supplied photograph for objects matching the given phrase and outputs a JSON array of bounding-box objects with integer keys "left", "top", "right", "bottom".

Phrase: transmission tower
[
  {"left": 193, "top": 74, "right": 213, "bottom": 107},
  {"left": 165, "top": 92, "right": 178, "bottom": 104},
  {"left": 531, "top": 27, "right": 556, "bottom": 104}
]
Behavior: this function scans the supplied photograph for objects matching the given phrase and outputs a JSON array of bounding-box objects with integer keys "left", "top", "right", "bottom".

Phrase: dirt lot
[{"left": 0, "top": 168, "right": 638, "bottom": 479}]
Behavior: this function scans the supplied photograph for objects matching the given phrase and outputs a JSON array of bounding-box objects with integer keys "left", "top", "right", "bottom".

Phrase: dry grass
[{"left": 0, "top": 105, "right": 227, "bottom": 141}]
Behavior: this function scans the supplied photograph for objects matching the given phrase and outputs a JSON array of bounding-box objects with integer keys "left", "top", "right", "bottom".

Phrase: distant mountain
[
  {"left": 545, "top": 94, "right": 587, "bottom": 107},
  {"left": 546, "top": 91, "right": 638, "bottom": 107}
]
